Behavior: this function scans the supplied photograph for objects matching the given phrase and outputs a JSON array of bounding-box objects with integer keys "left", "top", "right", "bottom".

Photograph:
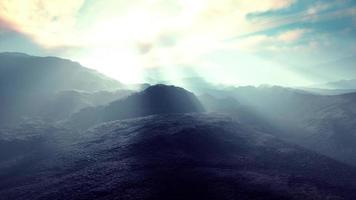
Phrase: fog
[{"left": 1, "top": 52, "right": 356, "bottom": 199}]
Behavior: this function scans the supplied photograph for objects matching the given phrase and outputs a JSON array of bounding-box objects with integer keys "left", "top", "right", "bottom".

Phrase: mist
[{"left": 1, "top": 0, "right": 356, "bottom": 199}]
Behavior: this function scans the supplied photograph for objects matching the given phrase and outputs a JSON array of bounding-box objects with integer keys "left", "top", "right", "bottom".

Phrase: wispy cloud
[
  {"left": 0, "top": 0, "right": 355, "bottom": 84},
  {"left": 307, "top": 1, "right": 332, "bottom": 15},
  {"left": 240, "top": 1, "right": 356, "bottom": 37},
  {"left": 0, "top": 0, "right": 85, "bottom": 48},
  {"left": 0, "top": 0, "right": 298, "bottom": 49},
  {"left": 277, "top": 29, "right": 308, "bottom": 42},
  {"left": 229, "top": 28, "right": 309, "bottom": 53}
]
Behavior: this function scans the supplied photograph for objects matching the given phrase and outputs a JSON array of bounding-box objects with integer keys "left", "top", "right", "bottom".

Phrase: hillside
[
  {"left": 68, "top": 84, "right": 204, "bottom": 130},
  {"left": 0, "top": 52, "right": 123, "bottom": 127},
  {"left": 1, "top": 114, "right": 356, "bottom": 199},
  {"left": 201, "top": 86, "right": 356, "bottom": 166}
]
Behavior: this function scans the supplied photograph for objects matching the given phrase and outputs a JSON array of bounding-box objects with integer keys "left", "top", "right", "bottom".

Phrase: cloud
[
  {"left": 1, "top": 0, "right": 353, "bottom": 86},
  {"left": 67, "top": 0, "right": 298, "bottom": 71},
  {"left": 0, "top": 0, "right": 85, "bottom": 48},
  {"left": 243, "top": 1, "right": 356, "bottom": 37},
  {"left": 230, "top": 28, "right": 309, "bottom": 52},
  {"left": 237, "top": 0, "right": 296, "bottom": 12},
  {"left": 0, "top": 0, "right": 298, "bottom": 50},
  {"left": 180, "top": 0, "right": 297, "bottom": 37},
  {"left": 307, "top": 2, "right": 332, "bottom": 15},
  {"left": 351, "top": 7, "right": 356, "bottom": 27},
  {"left": 277, "top": 29, "right": 308, "bottom": 42}
]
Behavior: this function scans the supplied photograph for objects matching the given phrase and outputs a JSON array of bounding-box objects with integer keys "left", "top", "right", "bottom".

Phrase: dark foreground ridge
[{"left": 1, "top": 114, "right": 356, "bottom": 200}]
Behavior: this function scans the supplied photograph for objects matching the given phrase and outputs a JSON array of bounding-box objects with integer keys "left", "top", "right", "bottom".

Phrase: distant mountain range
[
  {"left": 0, "top": 52, "right": 125, "bottom": 127},
  {"left": 293, "top": 56, "right": 356, "bottom": 83},
  {"left": 202, "top": 85, "right": 356, "bottom": 166},
  {"left": 1, "top": 52, "right": 356, "bottom": 199},
  {"left": 0, "top": 52, "right": 122, "bottom": 93},
  {"left": 312, "top": 79, "right": 356, "bottom": 90},
  {"left": 297, "top": 87, "right": 356, "bottom": 95}
]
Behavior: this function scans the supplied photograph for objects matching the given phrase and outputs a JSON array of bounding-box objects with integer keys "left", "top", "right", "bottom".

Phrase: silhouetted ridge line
[{"left": 69, "top": 84, "right": 205, "bottom": 129}]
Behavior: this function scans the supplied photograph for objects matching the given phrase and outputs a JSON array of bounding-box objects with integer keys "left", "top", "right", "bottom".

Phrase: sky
[{"left": 0, "top": 0, "right": 355, "bottom": 86}]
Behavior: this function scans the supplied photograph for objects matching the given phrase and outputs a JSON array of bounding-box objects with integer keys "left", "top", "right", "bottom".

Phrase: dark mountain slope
[
  {"left": 69, "top": 84, "right": 205, "bottom": 129},
  {"left": 37, "top": 89, "right": 133, "bottom": 122},
  {"left": 0, "top": 52, "right": 123, "bottom": 127},
  {"left": 0, "top": 53, "right": 121, "bottom": 94},
  {"left": 0, "top": 52, "right": 121, "bottom": 93},
  {"left": 1, "top": 114, "right": 356, "bottom": 200}
]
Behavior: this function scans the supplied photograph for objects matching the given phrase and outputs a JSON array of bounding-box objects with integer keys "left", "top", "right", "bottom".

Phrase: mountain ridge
[
  {"left": 68, "top": 84, "right": 205, "bottom": 130},
  {"left": 0, "top": 52, "right": 124, "bottom": 127}
]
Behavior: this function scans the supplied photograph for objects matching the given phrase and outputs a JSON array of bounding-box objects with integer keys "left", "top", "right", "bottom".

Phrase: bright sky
[{"left": 0, "top": 0, "right": 355, "bottom": 86}]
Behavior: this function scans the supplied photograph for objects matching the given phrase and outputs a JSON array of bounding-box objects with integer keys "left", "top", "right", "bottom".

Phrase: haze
[
  {"left": 2, "top": 1, "right": 356, "bottom": 199},
  {"left": 0, "top": 0, "right": 355, "bottom": 85}
]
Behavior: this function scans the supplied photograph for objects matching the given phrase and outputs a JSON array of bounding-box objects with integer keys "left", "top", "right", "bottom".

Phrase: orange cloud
[
  {"left": 0, "top": 0, "right": 298, "bottom": 74},
  {"left": 278, "top": 29, "right": 307, "bottom": 42},
  {"left": 0, "top": 0, "right": 297, "bottom": 50},
  {"left": 229, "top": 28, "right": 309, "bottom": 53},
  {"left": 0, "top": 0, "right": 85, "bottom": 48}
]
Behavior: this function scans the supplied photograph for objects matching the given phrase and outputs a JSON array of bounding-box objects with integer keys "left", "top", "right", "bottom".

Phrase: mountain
[
  {"left": 36, "top": 89, "right": 133, "bottom": 122},
  {"left": 2, "top": 51, "right": 356, "bottom": 199},
  {"left": 0, "top": 52, "right": 122, "bottom": 93},
  {"left": 296, "top": 87, "right": 356, "bottom": 95},
  {"left": 293, "top": 56, "right": 356, "bottom": 83},
  {"left": 312, "top": 79, "right": 356, "bottom": 90},
  {"left": 1, "top": 114, "right": 356, "bottom": 200},
  {"left": 68, "top": 84, "right": 205, "bottom": 130},
  {"left": 0, "top": 52, "right": 123, "bottom": 127},
  {"left": 201, "top": 85, "right": 356, "bottom": 166},
  {"left": 198, "top": 94, "right": 240, "bottom": 112},
  {"left": 157, "top": 76, "right": 232, "bottom": 96}
]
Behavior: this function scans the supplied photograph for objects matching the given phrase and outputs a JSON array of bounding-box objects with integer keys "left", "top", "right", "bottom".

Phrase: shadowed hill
[
  {"left": 0, "top": 52, "right": 121, "bottom": 93},
  {"left": 69, "top": 84, "right": 205, "bottom": 130},
  {"left": 0, "top": 52, "right": 123, "bottom": 127}
]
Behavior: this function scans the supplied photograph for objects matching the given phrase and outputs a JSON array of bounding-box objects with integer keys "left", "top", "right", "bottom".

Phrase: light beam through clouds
[{"left": 0, "top": 0, "right": 355, "bottom": 85}]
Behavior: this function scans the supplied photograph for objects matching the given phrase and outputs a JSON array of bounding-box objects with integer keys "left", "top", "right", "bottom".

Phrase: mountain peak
[
  {"left": 142, "top": 84, "right": 195, "bottom": 97},
  {"left": 143, "top": 84, "right": 183, "bottom": 92},
  {"left": 0, "top": 52, "right": 31, "bottom": 57},
  {"left": 69, "top": 84, "right": 205, "bottom": 129},
  {"left": 106, "top": 84, "right": 205, "bottom": 119}
]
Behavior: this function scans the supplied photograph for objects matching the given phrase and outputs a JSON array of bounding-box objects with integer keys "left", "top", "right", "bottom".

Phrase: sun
[
  {"left": 74, "top": 1, "right": 220, "bottom": 84},
  {"left": 79, "top": 48, "right": 144, "bottom": 84},
  {"left": 76, "top": 7, "right": 173, "bottom": 84}
]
